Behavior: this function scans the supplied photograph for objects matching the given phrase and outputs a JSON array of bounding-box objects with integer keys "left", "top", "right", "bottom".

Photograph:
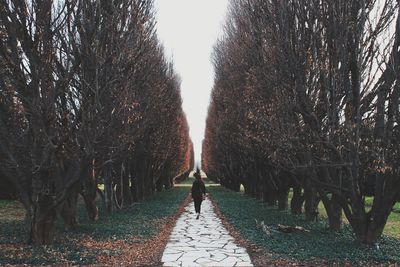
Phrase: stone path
[{"left": 162, "top": 198, "right": 253, "bottom": 267}]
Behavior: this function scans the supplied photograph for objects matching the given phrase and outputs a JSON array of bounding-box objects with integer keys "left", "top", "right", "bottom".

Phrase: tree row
[
  {"left": 0, "top": 0, "right": 193, "bottom": 245},
  {"left": 203, "top": 0, "right": 400, "bottom": 244}
]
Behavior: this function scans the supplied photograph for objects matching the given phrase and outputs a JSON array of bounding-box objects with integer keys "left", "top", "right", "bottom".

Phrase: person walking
[{"left": 191, "top": 168, "right": 206, "bottom": 219}]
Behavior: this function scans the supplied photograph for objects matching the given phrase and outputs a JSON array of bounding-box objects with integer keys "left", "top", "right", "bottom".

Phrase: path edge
[
  {"left": 208, "top": 194, "right": 274, "bottom": 267},
  {"left": 154, "top": 192, "right": 193, "bottom": 266}
]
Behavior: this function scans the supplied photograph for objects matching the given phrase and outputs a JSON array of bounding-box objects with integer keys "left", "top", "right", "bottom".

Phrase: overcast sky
[{"left": 154, "top": 0, "right": 229, "bottom": 164}]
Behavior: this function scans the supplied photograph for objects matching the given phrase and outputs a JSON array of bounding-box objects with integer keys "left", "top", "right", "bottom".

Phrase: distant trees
[
  {"left": 203, "top": 0, "right": 400, "bottom": 244},
  {"left": 0, "top": 0, "right": 193, "bottom": 245}
]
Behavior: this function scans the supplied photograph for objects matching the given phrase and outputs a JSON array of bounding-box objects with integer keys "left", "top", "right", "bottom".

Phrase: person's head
[{"left": 194, "top": 167, "right": 201, "bottom": 179}]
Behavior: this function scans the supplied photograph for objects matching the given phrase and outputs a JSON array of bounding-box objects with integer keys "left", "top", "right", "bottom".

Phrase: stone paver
[{"left": 162, "top": 198, "right": 253, "bottom": 267}]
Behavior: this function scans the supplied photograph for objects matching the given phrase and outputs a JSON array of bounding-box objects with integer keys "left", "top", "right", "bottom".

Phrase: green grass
[
  {"left": 209, "top": 185, "right": 400, "bottom": 265},
  {"left": 0, "top": 186, "right": 189, "bottom": 265},
  {"left": 0, "top": 200, "right": 14, "bottom": 208}
]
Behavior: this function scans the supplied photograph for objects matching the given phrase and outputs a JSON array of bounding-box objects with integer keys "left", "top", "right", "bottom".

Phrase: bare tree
[
  {"left": 204, "top": 0, "right": 400, "bottom": 244},
  {"left": 0, "top": 0, "right": 191, "bottom": 245}
]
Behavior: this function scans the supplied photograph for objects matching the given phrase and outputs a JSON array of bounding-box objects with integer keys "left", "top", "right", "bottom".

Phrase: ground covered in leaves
[
  {"left": 0, "top": 186, "right": 190, "bottom": 266},
  {"left": 209, "top": 185, "right": 400, "bottom": 266}
]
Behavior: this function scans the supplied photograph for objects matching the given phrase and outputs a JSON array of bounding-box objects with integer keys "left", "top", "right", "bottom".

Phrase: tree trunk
[
  {"left": 115, "top": 182, "right": 123, "bottom": 209},
  {"left": 104, "top": 173, "right": 113, "bottom": 215},
  {"left": 255, "top": 174, "right": 262, "bottom": 200},
  {"left": 136, "top": 170, "right": 144, "bottom": 201},
  {"left": 232, "top": 181, "right": 240, "bottom": 192},
  {"left": 81, "top": 180, "right": 99, "bottom": 221},
  {"left": 156, "top": 177, "right": 164, "bottom": 192},
  {"left": 122, "top": 166, "right": 133, "bottom": 206},
  {"left": 266, "top": 188, "right": 277, "bottom": 206},
  {"left": 290, "top": 185, "right": 303, "bottom": 214},
  {"left": 60, "top": 186, "right": 79, "bottom": 229},
  {"left": 130, "top": 175, "right": 138, "bottom": 202},
  {"left": 304, "top": 182, "right": 319, "bottom": 221},
  {"left": 351, "top": 174, "right": 396, "bottom": 244},
  {"left": 80, "top": 159, "right": 99, "bottom": 221},
  {"left": 262, "top": 179, "right": 269, "bottom": 203},
  {"left": 322, "top": 193, "right": 342, "bottom": 231},
  {"left": 30, "top": 195, "right": 57, "bottom": 245},
  {"left": 128, "top": 161, "right": 139, "bottom": 202},
  {"left": 143, "top": 167, "right": 154, "bottom": 197},
  {"left": 244, "top": 183, "right": 251, "bottom": 195},
  {"left": 277, "top": 189, "right": 289, "bottom": 210},
  {"left": 363, "top": 221, "right": 387, "bottom": 244},
  {"left": 164, "top": 177, "right": 172, "bottom": 190}
]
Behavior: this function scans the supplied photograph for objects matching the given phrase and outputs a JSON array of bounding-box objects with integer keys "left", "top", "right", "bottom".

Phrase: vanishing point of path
[{"left": 162, "top": 198, "right": 253, "bottom": 267}]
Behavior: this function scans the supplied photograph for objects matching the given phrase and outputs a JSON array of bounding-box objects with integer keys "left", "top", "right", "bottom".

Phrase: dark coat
[{"left": 191, "top": 179, "right": 206, "bottom": 200}]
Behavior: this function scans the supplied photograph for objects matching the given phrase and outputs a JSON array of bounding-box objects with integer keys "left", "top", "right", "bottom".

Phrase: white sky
[{"left": 154, "top": 0, "right": 229, "bottom": 164}]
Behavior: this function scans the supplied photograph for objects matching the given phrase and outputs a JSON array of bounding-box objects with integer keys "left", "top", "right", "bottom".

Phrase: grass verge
[
  {"left": 209, "top": 185, "right": 400, "bottom": 266},
  {"left": 0, "top": 186, "right": 190, "bottom": 266},
  {"left": 288, "top": 192, "right": 400, "bottom": 239}
]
